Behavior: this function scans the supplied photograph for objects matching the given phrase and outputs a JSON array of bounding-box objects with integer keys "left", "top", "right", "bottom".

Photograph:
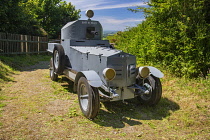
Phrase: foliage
[
  {"left": 107, "top": 0, "right": 210, "bottom": 78},
  {"left": 23, "top": 0, "right": 80, "bottom": 38},
  {"left": 0, "top": 0, "right": 80, "bottom": 38},
  {"left": 0, "top": 0, "right": 40, "bottom": 35}
]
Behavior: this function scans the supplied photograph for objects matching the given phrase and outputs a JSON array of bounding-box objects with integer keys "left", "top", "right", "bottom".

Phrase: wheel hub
[
  {"left": 80, "top": 84, "right": 89, "bottom": 111},
  {"left": 54, "top": 50, "right": 59, "bottom": 69}
]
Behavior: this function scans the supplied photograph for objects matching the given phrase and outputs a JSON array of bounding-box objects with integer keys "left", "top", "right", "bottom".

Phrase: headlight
[
  {"left": 139, "top": 67, "right": 150, "bottom": 78},
  {"left": 103, "top": 68, "right": 116, "bottom": 81},
  {"left": 86, "top": 10, "right": 94, "bottom": 18}
]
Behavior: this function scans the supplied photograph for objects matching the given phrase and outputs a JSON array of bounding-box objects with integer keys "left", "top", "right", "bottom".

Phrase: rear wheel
[
  {"left": 50, "top": 58, "right": 58, "bottom": 81},
  {"left": 77, "top": 77, "right": 100, "bottom": 119},
  {"left": 53, "top": 44, "right": 65, "bottom": 75},
  {"left": 137, "top": 75, "right": 162, "bottom": 106}
]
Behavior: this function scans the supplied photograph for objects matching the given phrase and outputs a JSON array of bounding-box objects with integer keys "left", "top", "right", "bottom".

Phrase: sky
[{"left": 64, "top": 0, "right": 149, "bottom": 31}]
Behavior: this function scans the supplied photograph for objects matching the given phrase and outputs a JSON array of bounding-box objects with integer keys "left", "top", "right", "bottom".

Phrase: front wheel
[
  {"left": 77, "top": 77, "right": 100, "bottom": 119},
  {"left": 136, "top": 75, "right": 162, "bottom": 106}
]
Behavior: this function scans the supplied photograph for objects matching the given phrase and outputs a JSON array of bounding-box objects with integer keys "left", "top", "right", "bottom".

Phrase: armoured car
[{"left": 47, "top": 10, "right": 164, "bottom": 119}]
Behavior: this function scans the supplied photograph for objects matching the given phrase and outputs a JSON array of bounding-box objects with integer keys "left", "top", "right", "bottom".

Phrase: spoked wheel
[
  {"left": 77, "top": 77, "right": 100, "bottom": 119},
  {"left": 137, "top": 75, "right": 162, "bottom": 106},
  {"left": 53, "top": 44, "right": 65, "bottom": 75},
  {"left": 50, "top": 58, "right": 58, "bottom": 81}
]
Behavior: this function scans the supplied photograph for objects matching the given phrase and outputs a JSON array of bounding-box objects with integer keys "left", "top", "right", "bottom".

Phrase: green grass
[
  {"left": 0, "top": 55, "right": 209, "bottom": 139},
  {"left": 0, "top": 54, "right": 50, "bottom": 70},
  {"left": 67, "top": 107, "right": 79, "bottom": 118},
  {"left": 0, "top": 60, "right": 15, "bottom": 83},
  {"left": 0, "top": 54, "right": 50, "bottom": 82},
  {"left": 0, "top": 54, "right": 51, "bottom": 111},
  {"left": 0, "top": 54, "right": 51, "bottom": 128}
]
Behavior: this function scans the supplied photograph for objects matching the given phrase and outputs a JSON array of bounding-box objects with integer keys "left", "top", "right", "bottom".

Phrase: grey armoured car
[{"left": 47, "top": 10, "right": 164, "bottom": 119}]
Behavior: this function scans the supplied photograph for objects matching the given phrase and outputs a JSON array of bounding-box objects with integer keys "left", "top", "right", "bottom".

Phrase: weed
[
  {"left": 51, "top": 81, "right": 70, "bottom": 100},
  {"left": 77, "top": 118, "right": 92, "bottom": 125},
  {"left": 147, "top": 122, "right": 156, "bottom": 129},
  {"left": 0, "top": 103, "right": 6, "bottom": 108},
  {"left": 67, "top": 107, "right": 79, "bottom": 118},
  {"left": 51, "top": 116, "right": 65, "bottom": 122},
  {"left": 119, "top": 132, "right": 126, "bottom": 136},
  {"left": 74, "top": 98, "right": 78, "bottom": 103},
  {"left": 0, "top": 94, "right": 7, "bottom": 100}
]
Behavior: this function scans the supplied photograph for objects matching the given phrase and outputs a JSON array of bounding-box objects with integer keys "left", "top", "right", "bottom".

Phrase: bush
[{"left": 107, "top": 0, "right": 210, "bottom": 78}]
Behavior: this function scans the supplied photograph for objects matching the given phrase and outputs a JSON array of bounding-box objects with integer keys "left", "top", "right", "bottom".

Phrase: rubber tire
[
  {"left": 77, "top": 77, "right": 100, "bottom": 119},
  {"left": 137, "top": 75, "right": 162, "bottom": 106},
  {"left": 53, "top": 44, "right": 65, "bottom": 75},
  {"left": 50, "top": 58, "right": 58, "bottom": 81}
]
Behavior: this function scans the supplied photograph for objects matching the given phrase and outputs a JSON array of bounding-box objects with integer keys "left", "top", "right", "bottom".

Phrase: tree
[
  {"left": 0, "top": 0, "right": 80, "bottom": 37},
  {"left": 146, "top": 0, "right": 210, "bottom": 77},
  {"left": 0, "top": 0, "right": 38, "bottom": 34},
  {"left": 108, "top": 0, "right": 210, "bottom": 78},
  {"left": 24, "top": 0, "right": 80, "bottom": 38}
]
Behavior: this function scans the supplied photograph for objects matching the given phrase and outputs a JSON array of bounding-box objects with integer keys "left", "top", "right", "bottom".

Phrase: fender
[
  {"left": 147, "top": 66, "right": 164, "bottom": 78},
  {"left": 74, "top": 70, "right": 102, "bottom": 91},
  {"left": 47, "top": 43, "right": 60, "bottom": 53}
]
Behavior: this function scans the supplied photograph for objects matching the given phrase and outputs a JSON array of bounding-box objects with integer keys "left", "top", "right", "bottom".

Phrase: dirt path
[{"left": 0, "top": 61, "right": 78, "bottom": 139}]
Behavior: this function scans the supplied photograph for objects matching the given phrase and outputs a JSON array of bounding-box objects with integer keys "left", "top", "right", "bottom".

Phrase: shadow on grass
[
  {"left": 0, "top": 55, "right": 51, "bottom": 84},
  {"left": 0, "top": 55, "right": 50, "bottom": 72},
  {"left": 58, "top": 77, "right": 180, "bottom": 128},
  {"left": 93, "top": 97, "right": 180, "bottom": 128},
  {"left": 60, "top": 78, "right": 75, "bottom": 93}
]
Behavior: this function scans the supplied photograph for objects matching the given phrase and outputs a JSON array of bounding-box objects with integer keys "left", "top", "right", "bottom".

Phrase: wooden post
[
  {"left": 6, "top": 33, "right": 9, "bottom": 54},
  {"left": 0, "top": 33, "right": 1, "bottom": 53},
  {"left": 25, "top": 35, "right": 28, "bottom": 54},
  {"left": 21, "top": 35, "right": 24, "bottom": 53},
  {"left": 38, "top": 37, "right": 40, "bottom": 54}
]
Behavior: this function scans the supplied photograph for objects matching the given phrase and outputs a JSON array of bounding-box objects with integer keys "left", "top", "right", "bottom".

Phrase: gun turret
[{"left": 61, "top": 10, "right": 102, "bottom": 40}]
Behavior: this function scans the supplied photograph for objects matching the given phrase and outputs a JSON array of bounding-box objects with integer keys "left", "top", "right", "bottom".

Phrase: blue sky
[{"left": 65, "top": 0, "right": 149, "bottom": 31}]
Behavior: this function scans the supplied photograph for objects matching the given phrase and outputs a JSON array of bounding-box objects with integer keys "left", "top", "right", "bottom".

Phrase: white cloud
[
  {"left": 67, "top": 0, "right": 109, "bottom": 11},
  {"left": 96, "top": 16, "right": 145, "bottom": 31},
  {"left": 67, "top": 0, "right": 146, "bottom": 11},
  {"left": 64, "top": 0, "right": 147, "bottom": 31},
  {"left": 98, "top": 16, "right": 144, "bottom": 24},
  {"left": 86, "top": 2, "right": 147, "bottom": 11}
]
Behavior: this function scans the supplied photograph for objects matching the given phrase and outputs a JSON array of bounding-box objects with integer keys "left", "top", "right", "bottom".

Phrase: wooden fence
[{"left": 0, "top": 32, "right": 48, "bottom": 55}]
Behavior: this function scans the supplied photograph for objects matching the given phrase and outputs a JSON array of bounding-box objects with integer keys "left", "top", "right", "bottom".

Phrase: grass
[
  {"left": 0, "top": 55, "right": 209, "bottom": 139},
  {"left": 0, "top": 54, "right": 51, "bottom": 93},
  {"left": 0, "top": 60, "right": 15, "bottom": 83},
  {"left": 0, "top": 54, "right": 51, "bottom": 128},
  {"left": 0, "top": 54, "right": 50, "bottom": 70},
  {"left": 0, "top": 54, "right": 50, "bottom": 82}
]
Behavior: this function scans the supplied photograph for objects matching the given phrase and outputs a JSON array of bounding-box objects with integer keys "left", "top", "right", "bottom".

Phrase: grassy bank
[{"left": 0, "top": 55, "right": 50, "bottom": 82}]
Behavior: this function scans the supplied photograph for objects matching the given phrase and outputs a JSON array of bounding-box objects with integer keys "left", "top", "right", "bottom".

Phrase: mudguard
[
  {"left": 74, "top": 70, "right": 102, "bottom": 90},
  {"left": 47, "top": 43, "right": 60, "bottom": 53},
  {"left": 147, "top": 66, "right": 164, "bottom": 78}
]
